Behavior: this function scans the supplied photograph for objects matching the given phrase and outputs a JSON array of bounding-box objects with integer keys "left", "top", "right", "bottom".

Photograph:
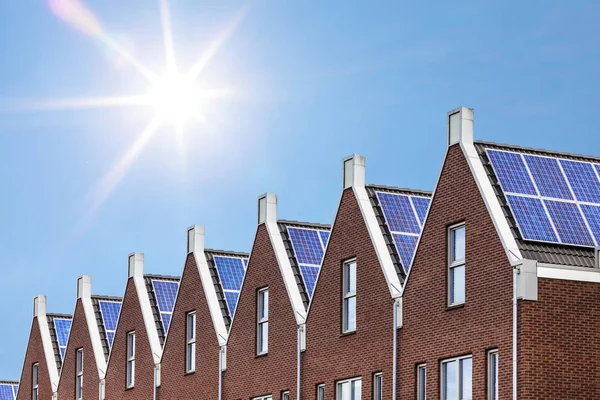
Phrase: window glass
[
  {"left": 443, "top": 361, "right": 457, "bottom": 400},
  {"left": 452, "top": 227, "right": 465, "bottom": 262},
  {"left": 450, "top": 265, "right": 465, "bottom": 304},
  {"left": 461, "top": 358, "right": 472, "bottom": 399},
  {"left": 488, "top": 351, "right": 498, "bottom": 400},
  {"left": 417, "top": 365, "right": 426, "bottom": 400},
  {"left": 373, "top": 373, "right": 382, "bottom": 400}
]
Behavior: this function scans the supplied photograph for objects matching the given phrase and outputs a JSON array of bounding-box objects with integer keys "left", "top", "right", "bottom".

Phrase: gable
[{"left": 17, "top": 319, "right": 52, "bottom": 400}]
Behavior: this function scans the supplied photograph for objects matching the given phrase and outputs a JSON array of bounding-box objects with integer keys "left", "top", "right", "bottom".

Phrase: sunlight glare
[{"left": 149, "top": 73, "right": 201, "bottom": 129}]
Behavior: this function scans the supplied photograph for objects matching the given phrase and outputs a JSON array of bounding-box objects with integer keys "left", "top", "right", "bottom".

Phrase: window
[
  {"left": 488, "top": 350, "right": 498, "bottom": 400},
  {"left": 126, "top": 331, "right": 135, "bottom": 388},
  {"left": 257, "top": 288, "right": 269, "bottom": 355},
  {"left": 373, "top": 373, "right": 382, "bottom": 400},
  {"left": 75, "top": 348, "right": 83, "bottom": 400},
  {"left": 342, "top": 259, "right": 357, "bottom": 333},
  {"left": 448, "top": 224, "right": 466, "bottom": 305},
  {"left": 253, "top": 396, "right": 272, "bottom": 400},
  {"left": 281, "top": 391, "right": 289, "bottom": 400},
  {"left": 317, "top": 384, "right": 325, "bottom": 400},
  {"left": 32, "top": 363, "right": 38, "bottom": 400},
  {"left": 417, "top": 364, "right": 426, "bottom": 400},
  {"left": 337, "top": 377, "right": 361, "bottom": 400},
  {"left": 441, "top": 356, "right": 472, "bottom": 400},
  {"left": 186, "top": 312, "right": 196, "bottom": 373}
]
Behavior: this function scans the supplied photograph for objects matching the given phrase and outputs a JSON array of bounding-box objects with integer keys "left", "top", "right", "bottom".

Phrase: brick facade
[
  {"left": 104, "top": 279, "right": 155, "bottom": 400},
  {"left": 398, "top": 144, "right": 514, "bottom": 399},
  {"left": 159, "top": 253, "right": 220, "bottom": 400},
  {"left": 303, "top": 188, "right": 395, "bottom": 400},
  {"left": 224, "top": 224, "right": 299, "bottom": 400},
  {"left": 16, "top": 319, "right": 53, "bottom": 400},
  {"left": 56, "top": 300, "right": 100, "bottom": 400}
]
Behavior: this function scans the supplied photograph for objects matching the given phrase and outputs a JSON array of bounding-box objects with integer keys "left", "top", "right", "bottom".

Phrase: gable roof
[
  {"left": 91, "top": 295, "right": 122, "bottom": 361},
  {"left": 475, "top": 140, "right": 599, "bottom": 268},
  {"left": 47, "top": 313, "right": 72, "bottom": 372},
  {"left": 0, "top": 381, "right": 18, "bottom": 400},
  {"left": 144, "top": 274, "right": 180, "bottom": 346}
]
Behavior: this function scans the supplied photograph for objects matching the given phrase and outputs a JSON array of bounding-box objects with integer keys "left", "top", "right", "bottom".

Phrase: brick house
[
  {"left": 56, "top": 276, "right": 122, "bottom": 400},
  {"left": 16, "top": 295, "right": 72, "bottom": 400},
  {"left": 0, "top": 380, "right": 19, "bottom": 400},
  {"left": 302, "top": 155, "right": 430, "bottom": 400},
  {"left": 104, "top": 253, "right": 179, "bottom": 400},
  {"left": 398, "top": 107, "right": 600, "bottom": 399},
  {"left": 223, "top": 194, "right": 331, "bottom": 400},
  {"left": 159, "top": 225, "right": 249, "bottom": 399}
]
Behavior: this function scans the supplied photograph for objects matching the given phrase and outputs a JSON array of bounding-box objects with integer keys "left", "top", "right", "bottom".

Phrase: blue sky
[{"left": 0, "top": 0, "right": 599, "bottom": 378}]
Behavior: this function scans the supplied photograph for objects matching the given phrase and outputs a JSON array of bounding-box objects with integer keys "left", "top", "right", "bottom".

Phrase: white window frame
[
  {"left": 317, "top": 384, "right": 325, "bottom": 400},
  {"left": 257, "top": 287, "right": 269, "bottom": 355},
  {"left": 126, "top": 331, "right": 135, "bottom": 388},
  {"left": 441, "top": 355, "right": 472, "bottom": 400},
  {"left": 281, "top": 390, "right": 289, "bottom": 400},
  {"left": 32, "top": 363, "right": 39, "bottom": 400},
  {"left": 75, "top": 348, "right": 83, "bottom": 400},
  {"left": 252, "top": 396, "right": 272, "bottom": 400},
  {"left": 448, "top": 224, "right": 466, "bottom": 306},
  {"left": 488, "top": 350, "right": 499, "bottom": 400},
  {"left": 417, "top": 364, "right": 426, "bottom": 400},
  {"left": 342, "top": 259, "right": 357, "bottom": 333},
  {"left": 186, "top": 311, "right": 196, "bottom": 373},
  {"left": 373, "top": 372, "right": 382, "bottom": 400},
  {"left": 336, "top": 377, "right": 362, "bottom": 400}
]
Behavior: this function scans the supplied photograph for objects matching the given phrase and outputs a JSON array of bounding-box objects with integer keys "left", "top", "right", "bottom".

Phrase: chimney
[
  {"left": 77, "top": 275, "right": 92, "bottom": 299},
  {"left": 342, "top": 154, "right": 366, "bottom": 189},
  {"left": 128, "top": 252, "right": 144, "bottom": 278},
  {"left": 595, "top": 247, "right": 600, "bottom": 269},
  {"left": 187, "top": 225, "right": 205, "bottom": 254},
  {"left": 33, "top": 295, "right": 47, "bottom": 318},
  {"left": 447, "top": 106, "right": 474, "bottom": 146},
  {"left": 258, "top": 193, "right": 277, "bottom": 224}
]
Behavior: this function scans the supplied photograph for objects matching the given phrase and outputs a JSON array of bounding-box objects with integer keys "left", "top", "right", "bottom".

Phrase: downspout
[
  {"left": 153, "top": 364, "right": 157, "bottom": 400},
  {"left": 512, "top": 266, "right": 518, "bottom": 400},
  {"left": 392, "top": 300, "right": 398, "bottom": 400},
  {"left": 219, "top": 347, "right": 223, "bottom": 400},
  {"left": 297, "top": 325, "right": 301, "bottom": 400}
]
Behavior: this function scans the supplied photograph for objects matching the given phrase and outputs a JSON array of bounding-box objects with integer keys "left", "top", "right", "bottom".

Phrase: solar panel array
[
  {"left": 286, "top": 226, "right": 330, "bottom": 299},
  {"left": 98, "top": 300, "right": 122, "bottom": 348},
  {"left": 53, "top": 317, "right": 72, "bottom": 360},
  {"left": 487, "top": 149, "right": 600, "bottom": 247},
  {"left": 150, "top": 280, "right": 179, "bottom": 334},
  {"left": 0, "top": 383, "right": 18, "bottom": 400},
  {"left": 213, "top": 255, "right": 249, "bottom": 316},
  {"left": 375, "top": 191, "right": 431, "bottom": 271}
]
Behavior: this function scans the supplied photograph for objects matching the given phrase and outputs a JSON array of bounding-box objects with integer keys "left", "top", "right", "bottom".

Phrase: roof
[
  {"left": 144, "top": 274, "right": 180, "bottom": 345},
  {"left": 475, "top": 140, "right": 598, "bottom": 268},
  {"left": 366, "top": 185, "right": 432, "bottom": 282},
  {"left": 0, "top": 381, "right": 18, "bottom": 400},
  {"left": 204, "top": 249, "right": 250, "bottom": 330},
  {"left": 46, "top": 313, "right": 72, "bottom": 372},
  {"left": 278, "top": 220, "right": 331, "bottom": 309},
  {"left": 91, "top": 295, "right": 122, "bottom": 361}
]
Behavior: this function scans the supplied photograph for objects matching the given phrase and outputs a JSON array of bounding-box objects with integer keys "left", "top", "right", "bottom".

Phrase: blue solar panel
[
  {"left": 506, "top": 195, "right": 558, "bottom": 243},
  {"left": 287, "top": 228, "right": 324, "bottom": 265},
  {"left": 581, "top": 204, "right": 600, "bottom": 244},
  {"left": 213, "top": 255, "right": 248, "bottom": 316},
  {"left": 319, "top": 230, "right": 330, "bottom": 247},
  {"left": 524, "top": 155, "right": 572, "bottom": 200},
  {"left": 152, "top": 280, "right": 179, "bottom": 313},
  {"left": 376, "top": 192, "right": 420, "bottom": 234},
  {"left": 99, "top": 300, "right": 121, "bottom": 348},
  {"left": 487, "top": 150, "right": 537, "bottom": 195},
  {"left": 545, "top": 200, "right": 594, "bottom": 246},
  {"left": 392, "top": 234, "right": 419, "bottom": 271},
  {"left": 223, "top": 291, "right": 240, "bottom": 316},
  {"left": 53, "top": 318, "right": 72, "bottom": 360},
  {"left": 560, "top": 160, "right": 600, "bottom": 203},
  {"left": 0, "top": 384, "right": 17, "bottom": 400},
  {"left": 410, "top": 196, "right": 431, "bottom": 225},
  {"left": 161, "top": 313, "right": 172, "bottom": 332},
  {"left": 299, "top": 265, "right": 320, "bottom": 298}
]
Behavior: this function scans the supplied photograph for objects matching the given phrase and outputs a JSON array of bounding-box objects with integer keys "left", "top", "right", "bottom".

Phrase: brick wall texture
[
  {"left": 16, "top": 318, "right": 53, "bottom": 400},
  {"left": 56, "top": 300, "right": 100, "bottom": 400},
  {"left": 159, "top": 253, "right": 220, "bottom": 400}
]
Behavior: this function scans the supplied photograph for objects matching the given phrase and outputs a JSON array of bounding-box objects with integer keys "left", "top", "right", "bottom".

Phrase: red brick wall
[
  {"left": 224, "top": 224, "right": 299, "bottom": 400},
  {"left": 519, "top": 278, "right": 600, "bottom": 398},
  {"left": 303, "top": 189, "right": 395, "bottom": 400},
  {"left": 56, "top": 300, "right": 100, "bottom": 400},
  {"left": 159, "top": 253, "right": 220, "bottom": 399},
  {"left": 104, "top": 278, "right": 155, "bottom": 400},
  {"left": 17, "top": 318, "right": 53, "bottom": 400},
  {"left": 399, "top": 144, "right": 513, "bottom": 399}
]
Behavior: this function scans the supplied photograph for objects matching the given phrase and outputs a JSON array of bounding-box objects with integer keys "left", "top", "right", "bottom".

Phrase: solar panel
[
  {"left": 98, "top": 300, "right": 122, "bottom": 348},
  {"left": 213, "top": 255, "right": 248, "bottom": 316},
  {"left": 53, "top": 318, "right": 72, "bottom": 360},
  {"left": 151, "top": 280, "right": 179, "bottom": 334},
  {"left": 287, "top": 226, "right": 329, "bottom": 300},
  {"left": 487, "top": 149, "right": 600, "bottom": 247},
  {"left": 0, "top": 383, "right": 18, "bottom": 400},
  {"left": 375, "top": 191, "right": 431, "bottom": 272}
]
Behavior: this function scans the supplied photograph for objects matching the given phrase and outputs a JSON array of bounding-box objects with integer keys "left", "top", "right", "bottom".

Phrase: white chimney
[
  {"left": 595, "top": 247, "right": 600, "bottom": 269},
  {"left": 128, "top": 252, "right": 144, "bottom": 278},
  {"left": 77, "top": 275, "right": 92, "bottom": 299},
  {"left": 447, "top": 106, "right": 474, "bottom": 146},
  {"left": 187, "top": 225, "right": 205, "bottom": 254},
  {"left": 342, "top": 154, "right": 366, "bottom": 189},
  {"left": 258, "top": 193, "right": 277, "bottom": 224},
  {"left": 33, "top": 295, "right": 47, "bottom": 318}
]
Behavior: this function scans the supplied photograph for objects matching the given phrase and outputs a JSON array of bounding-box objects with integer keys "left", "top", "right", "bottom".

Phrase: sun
[{"left": 149, "top": 72, "right": 201, "bottom": 129}]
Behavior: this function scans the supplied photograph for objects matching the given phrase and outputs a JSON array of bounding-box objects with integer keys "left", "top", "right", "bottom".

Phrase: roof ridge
[
  {"left": 278, "top": 219, "right": 331, "bottom": 229},
  {"left": 47, "top": 313, "right": 72, "bottom": 319},
  {"left": 205, "top": 248, "right": 250, "bottom": 257},
  {"left": 91, "top": 295, "right": 123, "bottom": 301},
  {"left": 475, "top": 140, "right": 600, "bottom": 162},
  {"left": 367, "top": 184, "right": 432, "bottom": 196},
  {"left": 144, "top": 273, "right": 181, "bottom": 280},
  {"left": 0, "top": 380, "right": 19, "bottom": 384}
]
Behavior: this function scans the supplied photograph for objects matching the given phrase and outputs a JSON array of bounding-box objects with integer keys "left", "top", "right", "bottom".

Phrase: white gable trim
[
  {"left": 537, "top": 263, "right": 600, "bottom": 283},
  {"left": 38, "top": 314, "right": 60, "bottom": 391},
  {"left": 81, "top": 297, "right": 108, "bottom": 378},
  {"left": 133, "top": 276, "right": 163, "bottom": 364}
]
